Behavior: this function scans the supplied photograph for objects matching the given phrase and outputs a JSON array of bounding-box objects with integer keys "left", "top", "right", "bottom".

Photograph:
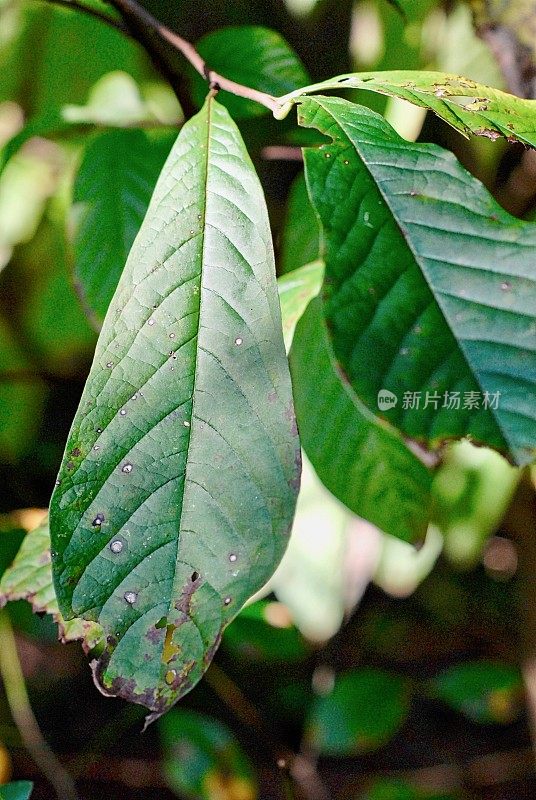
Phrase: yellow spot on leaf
[{"left": 203, "top": 769, "right": 256, "bottom": 800}]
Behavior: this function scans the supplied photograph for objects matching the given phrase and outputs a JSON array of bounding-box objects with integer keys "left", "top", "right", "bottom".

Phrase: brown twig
[{"left": 106, "top": 0, "right": 284, "bottom": 115}]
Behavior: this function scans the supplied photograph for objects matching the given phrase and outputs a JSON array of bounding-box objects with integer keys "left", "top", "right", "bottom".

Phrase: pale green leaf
[
  {"left": 50, "top": 97, "right": 300, "bottom": 722},
  {"left": 278, "top": 259, "right": 323, "bottom": 352}
]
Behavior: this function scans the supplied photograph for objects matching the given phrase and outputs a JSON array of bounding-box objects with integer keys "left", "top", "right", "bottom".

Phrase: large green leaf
[
  {"left": 72, "top": 128, "right": 175, "bottom": 323},
  {"left": 49, "top": 96, "right": 300, "bottom": 722},
  {"left": 190, "top": 26, "right": 310, "bottom": 119},
  {"left": 299, "top": 96, "right": 536, "bottom": 465},
  {"left": 290, "top": 299, "right": 432, "bottom": 543},
  {"left": 277, "top": 71, "right": 536, "bottom": 148}
]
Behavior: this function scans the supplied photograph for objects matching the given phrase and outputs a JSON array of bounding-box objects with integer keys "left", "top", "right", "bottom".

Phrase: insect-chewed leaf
[
  {"left": 277, "top": 71, "right": 536, "bottom": 149},
  {"left": 49, "top": 96, "right": 300, "bottom": 723}
]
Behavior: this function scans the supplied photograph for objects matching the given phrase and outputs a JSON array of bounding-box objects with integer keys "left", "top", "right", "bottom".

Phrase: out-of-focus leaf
[
  {"left": 363, "top": 778, "right": 457, "bottom": 800},
  {"left": 299, "top": 96, "right": 536, "bottom": 464},
  {"left": 0, "top": 740, "right": 11, "bottom": 784},
  {"left": 279, "top": 172, "right": 320, "bottom": 274},
  {"left": 191, "top": 26, "right": 310, "bottom": 119},
  {"left": 261, "top": 458, "right": 350, "bottom": 641},
  {"left": 0, "top": 315, "right": 46, "bottom": 464},
  {"left": 62, "top": 71, "right": 182, "bottom": 128},
  {"left": 160, "top": 709, "right": 257, "bottom": 800},
  {"left": 290, "top": 299, "right": 432, "bottom": 543},
  {"left": 0, "top": 516, "right": 103, "bottom": 652},
  {"left": 50, "top": 97, "right": 300, "bottom": 721},
  {"left": 430, "top": 660, "right": 523, "bottom": 724},
  {"left": 277, "top": 71, "right": 536, "bottom": 149},
  {"left": 374, "top": 525, "right": 443, "bottom": 598},
  {"left": 0, "top": 139, "right": 62, "bottom": 269},
  {"left": 11, "top": 201, "right": 97, "bottom": 376},
  {"left": 306, "top": 668, "right": 410, "bottom": 755},
  {"left": 9, "top": 4, "right": 149, "bottom": 119},
  {"left": 223, "top": 600, "right": 308, "bottom": 661},
  {"left": 0, "top": 782, "right": 33, "bottom": 800},
  {"left": 278, "top": 260, "right": 323, "bottom": 351},
  {"left": 72, "top": 128, "right": 175, "bottom": 323},
  {"left": 433, "top": 440, "right": 519, "bottom": 568}
]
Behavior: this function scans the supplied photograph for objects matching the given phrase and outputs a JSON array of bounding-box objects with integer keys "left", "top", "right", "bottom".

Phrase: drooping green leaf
[
  {"left": 278, "top": 259, "right": 323, "bottom": 351},
  {"left": 0, "top": 517, "right": 103, "bottom": 651},
  {"left": 299, "top": 96, "right": 536, "bottom": 464},
  {"left": 50, "top": 96, "right": 300, "bottom": 722},
  {"left": 306, "top": 668, "right": 410, "bottom": 755},
  {"left": 0, "top": 781, "right": 33, "bottom": 800},
  {"left": 277, "top": 71, "right": 536, "bottom": 148},
  {"left": 290, "top": 299, "right": 432, "bottom": 543},
  {"left": 279, "top": 172, "right": 320, "bottom": 275},
  {"left": 72, "top": 128, "right": 175, "bottom": 323},
  {"left": 160, "top": 709, "right": 257, "bottom": 800},
  {"left": 190, "top": 26, "right": 310, "bottom": 119},
  {"left": 430, "top": 660, "right": 523, "bottom": 724}
]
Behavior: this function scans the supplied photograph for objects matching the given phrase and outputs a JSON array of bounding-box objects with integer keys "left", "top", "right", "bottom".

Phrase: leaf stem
[
  {"left": 105, "top": 0, "right": 284, "bottom": 115},
  {"left": 0, "top": 610, "right": 79, "bottom": 800}
]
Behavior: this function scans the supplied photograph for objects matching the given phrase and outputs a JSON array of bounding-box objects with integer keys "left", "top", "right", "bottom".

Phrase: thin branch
[
  {"left": 0, "top": 610, "right": 79, "bottom": 800},
  {"left": 106, "top": 0, "right": 284, "bottom": 116},
  {"left": 37, "top": 0, "right": 131, "bottom": 36}
]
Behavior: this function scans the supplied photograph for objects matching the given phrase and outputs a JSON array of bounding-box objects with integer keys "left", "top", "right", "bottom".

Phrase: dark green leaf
[
  {"left": 72, "top": 128, "right": 175, "bottom": 323},
  {"left": 50, "top": 96, "right": 300, "bottom": 722},
  {"left": 191, "top": 27, "right": 310, "bottom": 119},
  {"left": 160, "top": 709, "right": 257, "bottom": 800},
  {"left": 431, "top": 660, "right": 523, "bottom": 724},
  {"left": 306, "top": 668, "right": 410, "bottom": 755},
  {"left": 279, "top": 172, "right": 320, "bottom": 274},
  {"left": 291, "top": 299, "right": 432, "bottom": 543},
  {"left": 0, "top": 314, "right": 46, "bottom": 464},
  {"left": 0, "top": 781, "right": 33, "bottom": 800},
  {"left": 299, "top": 96, "right": 536, "bottom": 464},
  {"left": 363, "top": 778, "right": 457, "bottom": 800}
]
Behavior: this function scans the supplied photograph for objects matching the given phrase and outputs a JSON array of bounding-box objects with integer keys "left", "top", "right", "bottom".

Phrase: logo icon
[{"left": 377, "top": 389, "right": 397, "bottom": 411}]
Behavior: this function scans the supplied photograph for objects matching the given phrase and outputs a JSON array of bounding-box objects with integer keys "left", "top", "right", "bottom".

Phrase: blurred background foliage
[{"left": 1, "top": 0, "right": 536, "bottom": 798}]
